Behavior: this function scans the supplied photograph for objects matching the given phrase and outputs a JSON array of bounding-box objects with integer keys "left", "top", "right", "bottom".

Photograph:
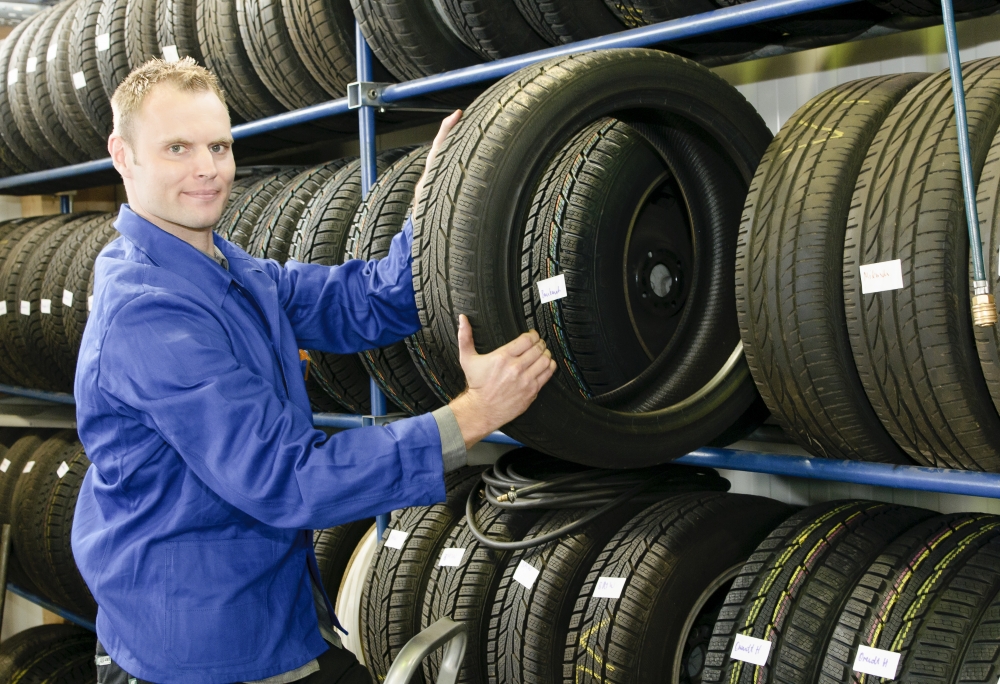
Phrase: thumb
[{"left": 457, "top": 314, "right": 477, "bottom": 362}]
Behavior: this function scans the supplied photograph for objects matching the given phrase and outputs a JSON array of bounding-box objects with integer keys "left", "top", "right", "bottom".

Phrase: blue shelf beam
[
  {"left": 6, "top": 584, "right": 96, "bottom": 632},
  {"left": 677, "top": 448, "right": 1000, "bottom": 499}
]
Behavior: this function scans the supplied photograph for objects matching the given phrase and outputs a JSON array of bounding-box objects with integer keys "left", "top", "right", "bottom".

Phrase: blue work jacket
[{"left": 71, "top": 205, "right": 447, "bottom": 683}]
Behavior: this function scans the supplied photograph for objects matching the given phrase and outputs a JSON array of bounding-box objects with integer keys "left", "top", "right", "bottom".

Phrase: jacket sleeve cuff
[{"left": 431, "top": 405, "right": 467, "bottom": 473}]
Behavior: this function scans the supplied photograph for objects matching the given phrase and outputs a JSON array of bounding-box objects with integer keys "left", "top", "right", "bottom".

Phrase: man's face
[{"left": 116, "top": 85, "right": 235, "bottom": 231}]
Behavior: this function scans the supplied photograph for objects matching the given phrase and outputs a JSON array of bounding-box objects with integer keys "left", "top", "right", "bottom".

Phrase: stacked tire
[
  {"left": 737, "top": 58, "right": 1000, "bottom": 471},
  {"left": 0, "top": 429, "right": 97, "bottom": 620},
  {"left": 0, "top": 624, "right": 96, "bottom": 684},
  {"left": 357, "top": 454, "right": 794, "bottom": 684},
  {"left": 704, "top": 502, "right": 1000, "bottom": 684}
]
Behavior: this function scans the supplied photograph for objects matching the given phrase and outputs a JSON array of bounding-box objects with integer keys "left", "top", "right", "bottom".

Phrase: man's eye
[
  {"left": 170, "top": 145, "right": 183, "bottom": 153},
  {"left": 211, "top": 144, "right": 226, "bottom": 153}
]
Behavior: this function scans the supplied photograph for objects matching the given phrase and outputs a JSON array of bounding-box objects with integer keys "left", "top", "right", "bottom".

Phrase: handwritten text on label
[
  {"left": 730, "top": 634, "right": 772, "bottom": 666},
  {"left": 859, "top": 259, "right": 903, "bottom": 294},
  {"left": 537, "top": 274, "right": 567, "bottom": 304},
  {"left": 593, "top": 577, "right": 627, "bottom": 599},
  {"left": 852, "top": 645, "right": 900, "bottom": 679}
]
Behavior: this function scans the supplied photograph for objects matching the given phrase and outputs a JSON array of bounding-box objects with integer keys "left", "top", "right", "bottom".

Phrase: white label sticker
[
  {"left": 87, "top": 294, "right": 93, "bottom": 311},
  {"left": 63, "top": 289, "right": 73, "bottom": 307},
  {"left": 513, "top": 560, "right": 540, "bottom": 589},
  {"left": 730, "top": 634, "right": 772, "bottom": 666},
  {"left": 859, "top": 259, "right": 904, "bottom": 294},
  {"left": 56, "top": 461, "right": 69, "bottom": 478},
  {"left": 0, "top": 459, "right": 10, "bottom": 473},
  {"left": 19, "top": 300, "right": 29, "bottom": 316},
  {"left": 161, "top": 45, "right": 179, "bottom": 62},
  {"left": 95, "top": 655, "right": 111, "bottom": 666},
  {"left": 852, "top": 645, "right": 901, "bottom": 679},
  {"left": 22, "top": 461, "right": 34, "bottom": 474},
  {"left": 96, "top": 33, "right": 110, "bottom": 52},
  {"left": 72, "top": 71, "right": 86, "bottom": 90},
  {"left": 537, "top": 273, "right": 567, "bottom": 304},
  {"left": 46, "top": 44, "right": 57, "bottom": 62},
  {"left": 437, "top": 547, "right": 465, "bottom": 567},
  {"left": 6, "top": 68, "right": 16, "bottom": 85},
  {"left": 26, "top": 57, "right": 37, "bottom": 73},
  {"left": 0, "top": 301, "right": 7, "bottom": 316},
  {"left": 384, "top": 529, "right": 408, "bottom": 549},
  {"left": 593, "top": 576, "right": 627, "bottom": 599},
  {"left": 40, "top": 298, "right": 51, "bottom": 314}
]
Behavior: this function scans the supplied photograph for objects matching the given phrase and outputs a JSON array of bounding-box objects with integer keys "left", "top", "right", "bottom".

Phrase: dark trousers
[{"left": 95, "top": 641, "right": 373, "bottom": 684}]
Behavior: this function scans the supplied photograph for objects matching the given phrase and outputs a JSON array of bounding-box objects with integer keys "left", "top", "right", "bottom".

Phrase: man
[{"left": 71, "top": 58, "right": 555, "bottom": 684}]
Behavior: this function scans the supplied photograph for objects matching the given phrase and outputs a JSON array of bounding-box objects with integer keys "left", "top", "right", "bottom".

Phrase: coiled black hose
[{"left": 466, "top": 449, "right": 729, "bottom": 550}]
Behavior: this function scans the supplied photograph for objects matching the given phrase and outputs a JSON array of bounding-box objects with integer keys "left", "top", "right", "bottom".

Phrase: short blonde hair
[{"left": 111, "top": 57, "right": 227, "bottom": 146}]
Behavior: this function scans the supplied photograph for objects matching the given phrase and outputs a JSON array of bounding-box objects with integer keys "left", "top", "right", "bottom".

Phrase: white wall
[{"left": 714, "top": 13, "right": 1000, "bottom": 134}]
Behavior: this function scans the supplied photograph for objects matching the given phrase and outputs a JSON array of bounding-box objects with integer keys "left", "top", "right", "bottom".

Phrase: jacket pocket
[{"left": 164, "top": 537, "right": 273, "bottom": 667}]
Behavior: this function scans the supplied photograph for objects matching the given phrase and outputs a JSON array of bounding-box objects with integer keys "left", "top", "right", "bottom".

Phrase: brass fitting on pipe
[{"left": 972, "top": 293, "right": 998, "bottom": 327}]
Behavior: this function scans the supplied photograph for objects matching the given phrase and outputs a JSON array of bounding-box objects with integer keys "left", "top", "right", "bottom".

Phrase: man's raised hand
[
  {"left": 448, "top": 314, "right": 557, "bottom": 448},
  {"left": 412, "top": 109, "right": 462, "bottom": 212}
]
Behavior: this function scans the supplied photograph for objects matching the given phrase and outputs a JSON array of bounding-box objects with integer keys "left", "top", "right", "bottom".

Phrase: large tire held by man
[
  {"left": 349, "top": 146, "right": 443, "bottom": 416},
  {"left": 737, "top": 74, "right": 927, "bottom": 464},
  {"left": 844, "top": 58, "right": 1000, "bottom": 471},
  {"left": 411, "top": 49, "right": 772, "bottom": 467}
]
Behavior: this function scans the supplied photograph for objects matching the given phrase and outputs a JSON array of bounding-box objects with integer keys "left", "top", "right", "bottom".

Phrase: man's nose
[{"left": 192, "top": 146, "right": 219, "bottom": 178}]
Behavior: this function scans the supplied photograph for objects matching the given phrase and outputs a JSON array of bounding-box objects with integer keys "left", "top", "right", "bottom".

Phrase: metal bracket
[
  {"left": 347, "top": 81, "right": 455, "bottom": 113},
  {"left": 361, "top": 413, "right": 408, "bottom": 427}
]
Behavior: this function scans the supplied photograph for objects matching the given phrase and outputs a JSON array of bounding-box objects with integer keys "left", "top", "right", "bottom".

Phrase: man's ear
[{"left": 108, "top": 133, "right": 133, "bottom": 179}]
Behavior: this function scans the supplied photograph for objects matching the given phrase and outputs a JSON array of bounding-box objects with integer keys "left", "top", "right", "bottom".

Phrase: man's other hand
[
  {"left": 412, "top": 109, "right": 462, "bottom": 212},
  {"left": 449, "top": 314, "right": 557, "bottom": 448}
]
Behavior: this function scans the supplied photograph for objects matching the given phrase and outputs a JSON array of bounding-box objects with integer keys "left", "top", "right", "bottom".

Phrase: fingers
[
  {"left": 525, "top": 352, "right": 555, "bottom": 383},
  {"left": 503, "top": 329, "right": 540, "bottom": 357},
  {"left": 437, "top": 110, "right": 462, "bottom": 140},
  {"left": 456, "top": 314, "right": 477, "bottom": 361}
]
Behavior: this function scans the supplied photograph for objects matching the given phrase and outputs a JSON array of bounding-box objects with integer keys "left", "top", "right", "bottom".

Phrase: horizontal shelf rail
[
  {"left": 6, "top": 584, "right": 96, "bottom": 632},
  {"left": 0, "top": 0, "right": 882, "bottom": 192},
  {"left": 677, "top": 448, "right": 1000, "bottom": 499}
]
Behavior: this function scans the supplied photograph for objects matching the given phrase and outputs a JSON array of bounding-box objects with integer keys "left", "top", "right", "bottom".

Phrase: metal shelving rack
[{"left": 3, "top": 0, "right": 1000, "bottom": 632}]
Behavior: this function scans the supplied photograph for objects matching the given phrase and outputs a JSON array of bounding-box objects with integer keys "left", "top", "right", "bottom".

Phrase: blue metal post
[
  {"left": 357, "top": 22, "right": 391, "bottom": 539},
  {"left": 941, "top": 0, "right": 997, "bottom": 326}
]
